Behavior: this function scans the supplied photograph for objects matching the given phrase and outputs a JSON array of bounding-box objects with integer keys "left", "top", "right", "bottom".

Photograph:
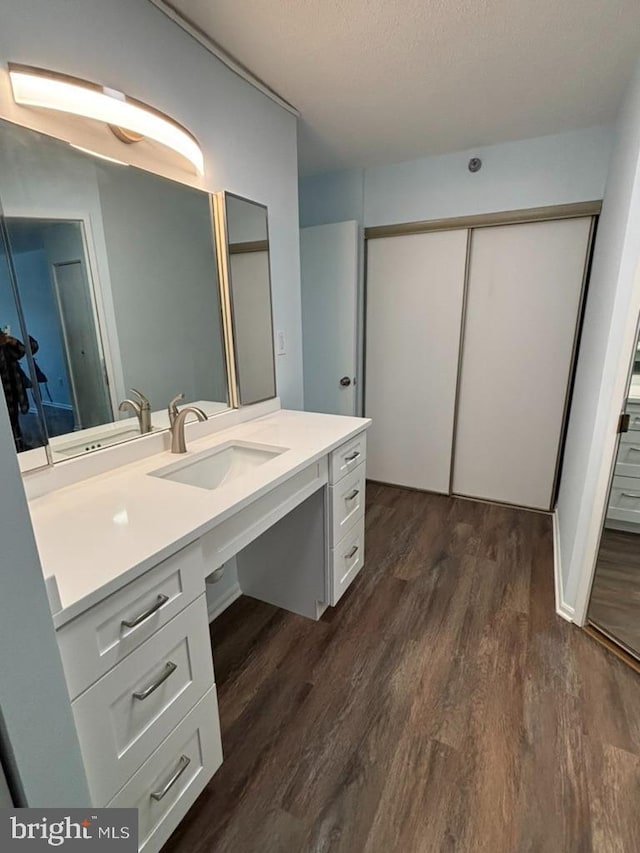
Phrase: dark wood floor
[
  {"left": 589, "top": 527, "right": 640, "bottom": 657},
  {"left": 164, "top": 484, "right": 640, "bottom": 853}
]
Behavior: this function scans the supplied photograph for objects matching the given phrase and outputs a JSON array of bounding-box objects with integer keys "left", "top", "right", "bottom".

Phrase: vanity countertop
[{"left": 28, "top": 409, "right": 371, "bottom": 628}]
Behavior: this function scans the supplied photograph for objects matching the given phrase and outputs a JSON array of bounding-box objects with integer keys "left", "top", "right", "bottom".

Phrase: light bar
[{"left": 8, "top": 63, "right": 204, "bottom": 175}]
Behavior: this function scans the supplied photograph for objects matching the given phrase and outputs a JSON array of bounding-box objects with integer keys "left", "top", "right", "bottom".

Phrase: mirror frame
[{"left": 213, "top": 191, "right": 277, "bottom": 408}]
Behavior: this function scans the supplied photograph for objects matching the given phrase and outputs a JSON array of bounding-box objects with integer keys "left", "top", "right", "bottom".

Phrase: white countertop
[{"left": 29, "top": 409, "right": 370, "bottom": 628}]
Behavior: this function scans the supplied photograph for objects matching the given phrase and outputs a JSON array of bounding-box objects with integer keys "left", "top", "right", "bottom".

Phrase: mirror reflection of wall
[
  {"left": 0, "top": 227, "right": 48, "bottom": 456},
  {"left": 0, "top": 119, "right": 230, "bottom": 463},
  {"left": 588, "top": 322, "right": 640, "bottom": 660},
  {"left": 223, "top": 193, "right": 276, "bottom": 406}
]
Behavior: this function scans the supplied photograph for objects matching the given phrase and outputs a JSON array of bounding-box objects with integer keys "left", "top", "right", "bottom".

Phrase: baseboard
[
  {"left": 206, "top": 581, "right": 241, "bottom": 623},
  {"left": 553, "top": 511, "right": 575, "bottom": 623}
]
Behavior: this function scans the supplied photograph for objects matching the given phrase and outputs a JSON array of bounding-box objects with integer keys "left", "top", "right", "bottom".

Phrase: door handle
[{"left": 339, "top": 376, "right": 352, "bottom": 387}]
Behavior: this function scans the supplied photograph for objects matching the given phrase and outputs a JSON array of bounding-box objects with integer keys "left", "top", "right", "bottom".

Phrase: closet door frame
[{"left": 363, "top": 200, "right": 601, "bottom": 509}]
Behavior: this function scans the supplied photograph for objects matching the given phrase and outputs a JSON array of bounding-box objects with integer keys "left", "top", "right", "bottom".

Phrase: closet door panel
[
  {"left": 365, "top": 230, "right": 468, "bottom": 492},
  {"left": 452, "top": 217, "right": 592, "bottom": 509}
]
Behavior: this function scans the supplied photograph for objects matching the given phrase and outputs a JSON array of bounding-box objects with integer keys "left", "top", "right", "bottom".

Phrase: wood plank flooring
[
  {"left": 164, "top": 484, "right": 640, "bottom": 853},
  {"left": 589, "top": 527, "right": 640, "bottom": 657}
]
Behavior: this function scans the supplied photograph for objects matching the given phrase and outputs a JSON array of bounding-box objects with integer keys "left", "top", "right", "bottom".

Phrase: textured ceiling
[{"left": 165, "top": 0, "right": 640, "bottom": 175}]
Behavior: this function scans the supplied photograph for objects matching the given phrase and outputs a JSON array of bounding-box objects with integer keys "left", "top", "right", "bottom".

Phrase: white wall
[
  {"left": 0, "top": 0, "right": 302, "bottom": 409},
  {"left": 557, "top": 59, "right": 640, "bottom": 618},
  {"left": 299, "top": 127, "right": 613, "bottom": 228},
  {"left": 0, "top": 389, "right": 89, "bottom": 806},
  {"left": 0, "top": 0, "right": 301, "bottom": 805}
]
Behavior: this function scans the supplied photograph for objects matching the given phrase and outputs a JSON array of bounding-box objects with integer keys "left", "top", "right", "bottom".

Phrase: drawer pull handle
[
  {"left": 344, "top": 451, "right": 360, "bottom": 463},
  {"left": 122, "top": 594, "right": 169, "bottom": 629},
  {"left": 345, "top": 545, "right": 359, "bottom": 559},
  {"left": 628, "top": 447, "right": 640, "bottom": 453},
  {"left": 133, "top": 661, "right": 177, "bottom": 701},
  {"left": 620, "top": 491, "right": 640, "bottom": 500},
  {"left": 346, "top": 489, "right": 360, "bottom": 502},
  {"left": 150, "top": 754, "right": 191, "bottom": 801}
]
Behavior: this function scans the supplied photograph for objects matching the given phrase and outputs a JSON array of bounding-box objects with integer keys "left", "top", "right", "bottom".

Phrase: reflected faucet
[
  {"left": 168, "top": 393, "right": 185, "bottom": 428},
  {"left": 119, "top": 388, "right": 152, "bottom": 434},
  {"left": 170, "top": 406, "right": 208, "bottom": 454}
]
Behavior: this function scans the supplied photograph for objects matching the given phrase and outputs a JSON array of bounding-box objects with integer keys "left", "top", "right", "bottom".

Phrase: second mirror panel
[
  {"left": 588, "top": 327, "right": 640, "bottom": 659},
  {"left": 222, "top": 193, "right": 276, "bottom": 406},
  {"left": 0, "top": 119, "right": 229, "bottom": 462}
]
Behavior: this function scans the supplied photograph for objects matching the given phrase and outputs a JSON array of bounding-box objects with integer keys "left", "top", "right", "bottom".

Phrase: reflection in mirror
[
  {"left": 588, "top": 322, "right": 640, "bottom": 660},
  {"left": 219, "top": 193, "right": 276, "bottom": 406},
  {"left": 0, "top": 119, "right": 230, "bottom": 463},
  {"left": 0, "top": 219, "right": 49, "bottom": 466}
]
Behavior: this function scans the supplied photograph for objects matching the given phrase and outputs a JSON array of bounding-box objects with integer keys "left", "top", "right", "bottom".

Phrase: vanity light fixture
[{"left": 8, "top": 63, "right": 205, "bottom": 175}]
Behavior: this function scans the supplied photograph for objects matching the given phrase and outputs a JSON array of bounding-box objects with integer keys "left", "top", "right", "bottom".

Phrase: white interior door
[
  {"left": 300, "top": 221, "right": 359, "bottom": 415},
  {"left": 52, "top": 260, "right": 112, "bottom": 429},
  {"left": 365, "top": 229, "right": 468, "bottom": 492},
  {"left": 452, "top": 217, "right": 593, "bottom": 510}
]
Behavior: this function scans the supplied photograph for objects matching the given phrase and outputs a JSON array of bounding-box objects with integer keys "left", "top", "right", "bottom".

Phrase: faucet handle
[
  {"left": 130, "top": 388, "right": 150, "bottom": 409},
  {"left": 168, "top": 393, "right": 185, "bottom": 426}
]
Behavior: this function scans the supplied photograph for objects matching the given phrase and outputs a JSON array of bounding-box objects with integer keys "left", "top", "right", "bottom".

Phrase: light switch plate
[{"left": 276, "top": 330, "right": 286, "bottom": 355}]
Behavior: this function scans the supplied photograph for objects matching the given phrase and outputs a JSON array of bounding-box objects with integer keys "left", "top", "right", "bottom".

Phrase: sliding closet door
[
  {"left": 365, "top": 229, "right": 467, "bottom": 492},
  {"left": 452, "top": 217, "right": 593, "bottom": 510}
]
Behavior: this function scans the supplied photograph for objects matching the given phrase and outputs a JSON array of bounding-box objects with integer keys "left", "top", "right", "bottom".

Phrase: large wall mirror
[
  {"left": 0, "top": 118, "right": 235, "bottom": 469},
  {"left": 588, "top": 323, "right": 640, "bottom": 660},
  {"left": 215, "top": 192, "right": 276, "bottom": 406}
]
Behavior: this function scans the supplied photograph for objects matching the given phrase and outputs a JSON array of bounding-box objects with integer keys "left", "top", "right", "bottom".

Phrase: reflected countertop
[
  {"left": 629, "top": 375, "right": 640, "bottom": 403},
  {"left": 29, "top": 409, "right": 371, "bottom": 628}
]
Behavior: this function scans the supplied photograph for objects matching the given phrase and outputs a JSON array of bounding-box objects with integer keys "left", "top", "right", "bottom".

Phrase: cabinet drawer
[
  {"left": 72, "top": 595, "right": 214, "bottom": 806},
  {"left": 330, "top": 462, "right": 366, "bottom": 543},
  {"left": 330, "top": 516, "right": 365, "bottom": 605},
  {"left": 625, "top": 402, "right": 640, "bottom": 433},
  {"left": 615, "top": 438, "right": 640, "bottom": 479},
  {"left": 108, "top": 687, "right": 223, "bottom": 853},
  {"left": 58, "top": 540, "right": 206, "bottom": 700},
  {"left": 330, "top": 432, "right": 367, "bottom": 484},
  {"left": 607, "top": 476, "right": 640, "bottom": 525}
]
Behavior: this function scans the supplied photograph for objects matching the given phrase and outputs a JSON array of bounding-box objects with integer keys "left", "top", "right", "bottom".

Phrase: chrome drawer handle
[
  {"left": 122, "top": 594, "right": 169, "bottom": 629},
  {"left": 620, "top": 491, "right": 640, "bottom": 500},
  {"left": 133, "top": 661, "right": 177, "bottom": 701},
  {"left": 150, "top": 754, "right": 191, "bottom": 801},
  {"left": 346, "top": 489, "right": 360, "bottom": 502},
  {"left": 345, "top": 545, "right": 359, "bottom": 559},
  {"left": 628, "top": 447, "right": 640, "bottom": 453},
  {"left": 344, "top": 451, "right": 360, "bottom": 463}
]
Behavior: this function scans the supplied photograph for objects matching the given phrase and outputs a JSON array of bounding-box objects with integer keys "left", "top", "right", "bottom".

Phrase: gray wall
[
  {"left": 299, "top": 126, "right": 613, "bottom": 227},
  {"left": 0, "top": 0, "right": 302, "bottom": 409}
]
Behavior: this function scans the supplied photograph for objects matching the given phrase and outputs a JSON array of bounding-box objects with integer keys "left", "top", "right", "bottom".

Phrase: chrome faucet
[
  {"left": 170, "top": 406, "right": 208, "bottom": 453},
  {"left": 118, "top": 388, "right": 152, "bottom": 434}
]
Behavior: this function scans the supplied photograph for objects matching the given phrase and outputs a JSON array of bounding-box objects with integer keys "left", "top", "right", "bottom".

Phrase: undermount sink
[{"left": 149, "top": 441, "right": 287, "bottom": 491}]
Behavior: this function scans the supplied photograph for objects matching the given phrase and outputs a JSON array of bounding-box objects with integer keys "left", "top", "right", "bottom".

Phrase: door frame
[{"left": 3, "top": 207, "right": 125, "bottom": 429}]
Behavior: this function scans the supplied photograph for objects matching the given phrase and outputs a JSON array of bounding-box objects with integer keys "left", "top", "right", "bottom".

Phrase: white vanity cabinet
[
  {"left": 56, "top": 544, "right": 222, "bottom": 853},
  {"left": 46, "top": 415, "right": 370, "bottom": 853},
  {"left": 328, "top": 433, "right": 367, "bottom": 604}
]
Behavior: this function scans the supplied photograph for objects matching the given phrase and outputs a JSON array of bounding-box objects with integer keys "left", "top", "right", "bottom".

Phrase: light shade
[{"left": 8, "top": 63, "right": 204, "bottom": 175}]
